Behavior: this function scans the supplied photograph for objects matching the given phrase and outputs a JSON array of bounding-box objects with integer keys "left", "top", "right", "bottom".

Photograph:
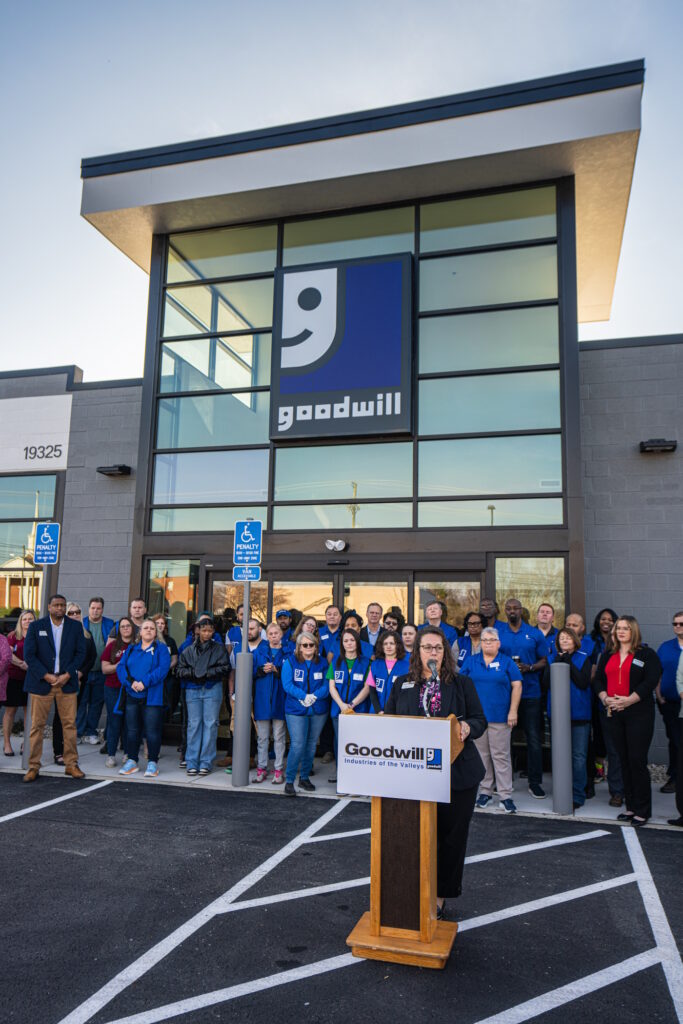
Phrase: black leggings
[{"left": 603, "top": 700, "right": 654, "bottom": 818}]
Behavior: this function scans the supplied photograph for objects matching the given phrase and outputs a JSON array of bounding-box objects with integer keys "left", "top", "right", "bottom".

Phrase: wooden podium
[{"left": 346, "top": 714, "right": 463, "bottom": 969}]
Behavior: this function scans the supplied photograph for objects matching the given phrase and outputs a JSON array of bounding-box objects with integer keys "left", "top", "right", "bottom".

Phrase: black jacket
[
  {"left": 79, "top": 633, "right": 98, "bottom": 685},
  {"left": 385, "top": 672, "right": 487, "bottom": 791},
  {"left": 177, "top": 639, "right": 230, "bottom": 683},
  {"left": 592, "top": 645, "right": 661, "bottom": 703}
]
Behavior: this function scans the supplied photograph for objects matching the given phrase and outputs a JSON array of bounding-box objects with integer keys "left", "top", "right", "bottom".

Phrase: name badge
[
  {"left": 352, "top": 672, "right": 363, "bottom": 680},
  {"left": 633, "top": 658, "right": 644, "bottom": 667},
  {"left": 402, "top": 681, "right": 415, "bottom": 689},
  {"left": 39, "top": 630, "right": 48, "bottom": 636},
  {"left": 490, "top": 661, "right": 500, "bottom": 669},
  {"left": 313, "top": 672, "right": 323, "bottom": 680},
  {"left": 294, "top": 669, "right": 304, "bottom": 682}
]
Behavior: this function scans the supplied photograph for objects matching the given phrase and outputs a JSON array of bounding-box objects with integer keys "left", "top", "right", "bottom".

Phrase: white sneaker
[
  {"left": 84, "top": 735, "right": 99, "bottom": 745},
  {"left": 105, "top": 756, "right": 116, "bottom": 768}
]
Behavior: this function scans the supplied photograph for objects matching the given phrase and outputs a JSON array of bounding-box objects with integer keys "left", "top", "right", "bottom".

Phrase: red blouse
[{"left": 605, "top": 653, "right": 633, "bottom": 697}]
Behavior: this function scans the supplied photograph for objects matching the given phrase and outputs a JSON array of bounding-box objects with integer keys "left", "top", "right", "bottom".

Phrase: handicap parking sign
[
  {"left": 34, "top": 522, "right": 60, "bottom": 565},
  {"left": 233, "top": 520, "right": 263, "bottom": 565}
]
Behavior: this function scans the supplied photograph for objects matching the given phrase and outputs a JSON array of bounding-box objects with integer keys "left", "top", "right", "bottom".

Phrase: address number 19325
[{"left": 23, "top": 445, "right": 63, "bottom": 460}]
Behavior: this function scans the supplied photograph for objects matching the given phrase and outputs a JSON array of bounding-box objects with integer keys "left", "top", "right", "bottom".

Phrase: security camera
[{"left": 325, "top": 539, "right": 348, "bottom": 552}]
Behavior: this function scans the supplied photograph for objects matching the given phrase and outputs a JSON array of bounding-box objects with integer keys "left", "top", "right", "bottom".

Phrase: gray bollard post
[
  {"left": 232, "top": 579, "right": 253, "bottom": 788},
  {"left": 550, "top": 660, "right": 573, "bottom": 815}
]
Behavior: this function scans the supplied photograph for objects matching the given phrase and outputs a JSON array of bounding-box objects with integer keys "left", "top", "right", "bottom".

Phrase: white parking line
[
  {"left": 469, "top": 948, "right": 663, "bottom": 1024},
  {"left": 219, "top": 876, "right": 370, "bottom": 914},
  {"left": 306, "top": 827, "right": 371, "bottom": 843},
  {"left": 465, "top": 829, "right": 610, "bottom": 864},
  {"left": 56, "top": 798, "right": 351, "bottom": 1024},
  {"left": 0, "top": 780, "right": 112, "bottom": 824},
  {"left": 459, "top": 873, "right": 638, "bottom": 932},
  {"left": 623, "top": 827, "right": 683, "bottom": 1019},
  {"left": 101, "top": 954, "right": 361, "bottom": 1024}
]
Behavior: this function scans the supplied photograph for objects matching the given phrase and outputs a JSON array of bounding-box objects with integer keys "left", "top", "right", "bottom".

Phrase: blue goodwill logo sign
[{"left": 269, "top": 254, "right": 412, "bottom": 440}]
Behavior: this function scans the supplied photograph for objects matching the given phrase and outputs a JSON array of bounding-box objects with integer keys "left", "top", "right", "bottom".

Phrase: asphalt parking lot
[{"left": 1, "top": 774, "right": 681, "bottom": 1024}]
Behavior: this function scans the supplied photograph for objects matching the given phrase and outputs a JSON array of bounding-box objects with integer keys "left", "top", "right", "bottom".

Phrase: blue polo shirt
[
  {"left": 460, "top": 651, "right": 522, "bottom": 723},
  {"left": 498, "top": 623, "right": 547, "bottom": 699},
  {"left": 419, "top": 621, "right": 459, "bottom": 646},
  {"left": 319, "top": 627, "right": 340, "bottom": 660},
  {"left": 538, "top": 627, "right": 558, "bottom": 660},
  {"left": 657, "top": 638, "right": 683, "bottom": 701}
]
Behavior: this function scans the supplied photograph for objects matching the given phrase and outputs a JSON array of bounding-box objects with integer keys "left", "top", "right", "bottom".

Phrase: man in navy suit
[{"left": 23, "top": 593, "right": 87, "bottom": 782}]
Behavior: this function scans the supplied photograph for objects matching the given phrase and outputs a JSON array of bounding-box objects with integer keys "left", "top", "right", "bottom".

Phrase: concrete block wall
[
  {"left": 580, "top": 337, "right": 683, "bottom": 766},
  {"left": 57, "top": 383, "right": 142, "bottom": 619}
]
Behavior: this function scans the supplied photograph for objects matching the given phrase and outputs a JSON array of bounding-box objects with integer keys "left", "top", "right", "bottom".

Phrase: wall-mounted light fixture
[
  {"left": 639, "top": 439, "right": 677, "bottom": 454},
  {"left": 325, "top": 539, "right": 348, "bottom": 552},
  {"left": 96, "top": 464, "right": 132, "bottom": 476}
]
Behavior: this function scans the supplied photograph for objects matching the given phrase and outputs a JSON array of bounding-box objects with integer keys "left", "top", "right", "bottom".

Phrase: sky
[{"left": 1, "top": 0, "right": 681, "bottom": 382}]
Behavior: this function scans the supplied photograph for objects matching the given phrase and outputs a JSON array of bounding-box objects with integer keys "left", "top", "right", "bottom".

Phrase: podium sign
[{"left": 337, "top": 714, "right": 451, "bottom": 802}]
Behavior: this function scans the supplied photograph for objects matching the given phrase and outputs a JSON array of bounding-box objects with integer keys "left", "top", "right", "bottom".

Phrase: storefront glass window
[
  {"left": 418, "top": 371, "right": 560, "bottom": 436},
  {"left": 419, "top": 306, "right": 559, "bottom": 374},
  {"left": 495, "top": 556, "right": 566, "bottom": 626},
  {"left": 283, "top": 207, "right": 414, "bottom": 266},
  {"left": 418, "top": 435, "right": 562, "bottom": 497},
  {"left": 414, "top": 581, "right": 481, "bottom": 629},
  {"left": 0, "top": 475, "right": 56, "bottom": 519},
  {"left": 211, "top": 580, "right": 269, "bottom": 628},
  {"left": 151, "top": 506, "right": 267, "bottom": 533},
  {"left": 418, "top": 498, "right": 563, "bottom": 528},
  {"left": 420, "top": 187, "right": 556, "bottom": 252},
  {"left": 167, "top": 224, "right": 277, "bottom": 283},
  {"left": 147, "top": 559, "right": 200, "bottom": 646},
  {"left": 274, "top": 442, "right": 412, "bottom": 501},
  {"left": 163, "top": 279, "right": 273, "bottom": 337},
  {"left": 153, "top": 450, "right": 269, "bottom": 505},
  {"left": 0, "top": 520, "right": 44, "bottom": 615},
  {"left": 343, "top": 582, "right": 408, "bottom": 620},
  {"left": 272, "top": 581, "right": 334, "bottom": 621},
  {"left": 419, "top": 245, "right": 557, "bottom": 312},
  {"left": 157, "top": 391, "right": 270, "bottom": 449},
  {"left": 160, "top": 334, "right": 271, "bottom": 392},
  {"left": 272, "top": 502, "right": 412, "bottom": 531}
]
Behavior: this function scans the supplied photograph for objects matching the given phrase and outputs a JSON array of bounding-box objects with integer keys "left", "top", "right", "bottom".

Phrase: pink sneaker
[
  {"left": 272, "top": 769, "right": 284, "bottom": 785},
  {"left": 255, "top": 768, "right": 268, "bottom": 783}
]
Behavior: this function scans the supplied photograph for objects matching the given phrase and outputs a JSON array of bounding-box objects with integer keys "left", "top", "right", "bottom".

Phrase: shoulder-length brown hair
[
  {"left": 334, "top": 627, "right": 363, "bottom": 668},
  {"left": 375, "top": 631, "right": 406, "bottom": 661},
  {"left": 407, "top": 626, "right": 457, "bottom": 684},
  {"left": 612, "top": 615, "right": 642, "bottom": 654},
  {"left": 555, "top": 627, "right": 581, "bottom": 654},
  {"left": 13, "top": 609, "right": 36, "bottom": 640},
  {"left": 293, "top": 616, "right": 319, "bottom": 642}
]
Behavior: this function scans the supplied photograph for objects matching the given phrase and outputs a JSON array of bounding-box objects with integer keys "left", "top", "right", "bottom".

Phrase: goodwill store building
[{"left": 1, "top": 60, "right": 681, "bottom": 664}]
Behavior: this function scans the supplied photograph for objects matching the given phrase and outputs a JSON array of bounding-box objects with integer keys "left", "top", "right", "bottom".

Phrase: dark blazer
[
  {"left": 593, "top": 645, "right": 661, "bottom": 703},
  {"left": 385, "top": 672, "right": 487, "bottom": 791},
  {"left": 24, "top": 616, "right": 87, "bottom": 696}
]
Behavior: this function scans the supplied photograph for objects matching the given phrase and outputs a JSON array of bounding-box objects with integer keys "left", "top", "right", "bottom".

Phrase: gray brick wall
[
  {"left": 57, "top": 385, "right": 142, "bottom": 619},
  {"left": 580, "top": 340, "right": 683, "bottom": 765}
]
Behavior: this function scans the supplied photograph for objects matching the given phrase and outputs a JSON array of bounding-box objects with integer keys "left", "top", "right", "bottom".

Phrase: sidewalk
[{"left": 1, "top": 740, "right": 678, "bottom": 827}]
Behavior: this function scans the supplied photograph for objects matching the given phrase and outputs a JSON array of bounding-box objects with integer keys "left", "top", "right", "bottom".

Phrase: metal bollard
[
  {"left": 550, "top": 661, "right": 573, "bottom": 815},
  {"left": 231, "top": 651, "right": 254, "bottom": 787}
]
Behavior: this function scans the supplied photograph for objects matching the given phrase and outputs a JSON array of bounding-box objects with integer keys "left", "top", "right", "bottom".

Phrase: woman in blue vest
[
  {"left": 543, "top": 627, "right": 593, "bottom": 810},
  {"left": 116, "top": 619, "right": 171, "bottom": 778},
  {"left": 281, "top": 630, "right": 330, "bottom": 796},
  {"left": 252, "top": 622, "right": 286, "bottom": 784},
  {"left": 367, "top": 631, "right": 409, "bottom": 712},
  {"left": 327, "top": 628, "right": 372, "bottom": 783}
]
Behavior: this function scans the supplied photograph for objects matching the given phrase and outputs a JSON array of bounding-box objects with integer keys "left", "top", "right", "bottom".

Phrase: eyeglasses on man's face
[
  {"left": 420, "top": 643, "right": 444, "bottom": 653},
  {"left": 673, "top": 621, "right": 683, "bottom": 628}
]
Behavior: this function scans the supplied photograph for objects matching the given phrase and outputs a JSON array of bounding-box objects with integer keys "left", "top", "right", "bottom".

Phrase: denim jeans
[
  {"left": 185, "top": 685, "right": 223, "bottom": 770},
  {"left": 125, "top": 700, "right": 164, "bottom": 763},
  {"left": 104, "top": 686, "right": 126, "bottom": 756},
  {"left": 571, "top": 722, "right": 591, "bottom": 806},
  {"left": 285, "top": 712, "right": 327, "bottom": 784},
  {"left": 518, "top": 697, "right": 543, "bottom": 787},
  {"left": 76, "top": 672, "right": 106, "bottom": 737}
]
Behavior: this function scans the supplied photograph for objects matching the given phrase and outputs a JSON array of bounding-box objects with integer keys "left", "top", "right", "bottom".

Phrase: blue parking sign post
[
  {"left": 232, "top": 519, "right": 263, "bottom": 788},
  {"left": 34, "top": 522, "right": 60, "bottom": 565}
]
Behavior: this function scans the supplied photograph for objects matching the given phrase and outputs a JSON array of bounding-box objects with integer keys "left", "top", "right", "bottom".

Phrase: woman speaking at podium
[{"left": 385, "top": 626, "right": 487, "bottom": 918}]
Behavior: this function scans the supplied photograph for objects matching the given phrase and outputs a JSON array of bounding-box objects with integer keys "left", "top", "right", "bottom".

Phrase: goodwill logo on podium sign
[{"left": 337, "top": 714, "right": 452, "bottom": 802}]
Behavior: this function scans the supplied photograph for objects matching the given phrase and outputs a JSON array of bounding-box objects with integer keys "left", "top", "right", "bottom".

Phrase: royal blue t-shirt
[
  {"left": 460, "top": 651, "right": 522, "bottom": 723},
  {"left": 657, "top": 638, "right": 683, "bottom": 701},
  {"left": 498, "top": 623, "right": 547, "bottom": 699}
]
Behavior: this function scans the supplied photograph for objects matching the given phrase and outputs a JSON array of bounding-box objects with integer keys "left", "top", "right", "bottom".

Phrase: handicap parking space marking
[{"left": 0, "top": 780, "right": 112, "bottom": 824}]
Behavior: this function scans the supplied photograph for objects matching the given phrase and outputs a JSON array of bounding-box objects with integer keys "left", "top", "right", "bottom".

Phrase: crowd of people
[{"left": 1, "top": 592, "right": 681, "bottom": 829}]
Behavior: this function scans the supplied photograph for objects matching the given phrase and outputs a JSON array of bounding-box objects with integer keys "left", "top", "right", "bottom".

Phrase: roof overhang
[{"left": 80, "top": 61, "right": 644, "bottom": 323}]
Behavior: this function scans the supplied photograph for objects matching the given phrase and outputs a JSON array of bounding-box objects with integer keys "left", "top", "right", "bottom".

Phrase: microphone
[{"left": 427, "top": 659, "right": 438, "bottom": 681}]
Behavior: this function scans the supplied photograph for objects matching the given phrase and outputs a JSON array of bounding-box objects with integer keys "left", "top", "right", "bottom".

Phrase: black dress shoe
[
  {"left": 436, "top": 901, "right": 447, "bottom": 920},
  {"left": 299, "top": 778, "right": 315, "bottom": 792},
  {"left": 284, "top": 783, "right": 296, "bottom": 796},
  {"left": 617, "top": 812, "right": 635, "bottom": 821},
  {"left": 660, "top": 780, "right": 676, "bottom": 794},
  {"left": 631, "top": 817, "right": 649, "bottom": 828},
  {"left": 666, "top": 817, "right": 683, "bottom": 827}
]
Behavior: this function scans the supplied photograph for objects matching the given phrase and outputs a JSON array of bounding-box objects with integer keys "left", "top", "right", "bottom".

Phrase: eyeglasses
[
  {"left": 420, "top": 644, "right": 444, "bottom": 653},
  {"left": 673, "top": 621, "right": 683, "bottom": 627},
  {"left": 67, "top": 610, "right": 81, "bottom": 616},
  {"left": 300, "top": 642, "right": 316, "bottom": 649}
]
